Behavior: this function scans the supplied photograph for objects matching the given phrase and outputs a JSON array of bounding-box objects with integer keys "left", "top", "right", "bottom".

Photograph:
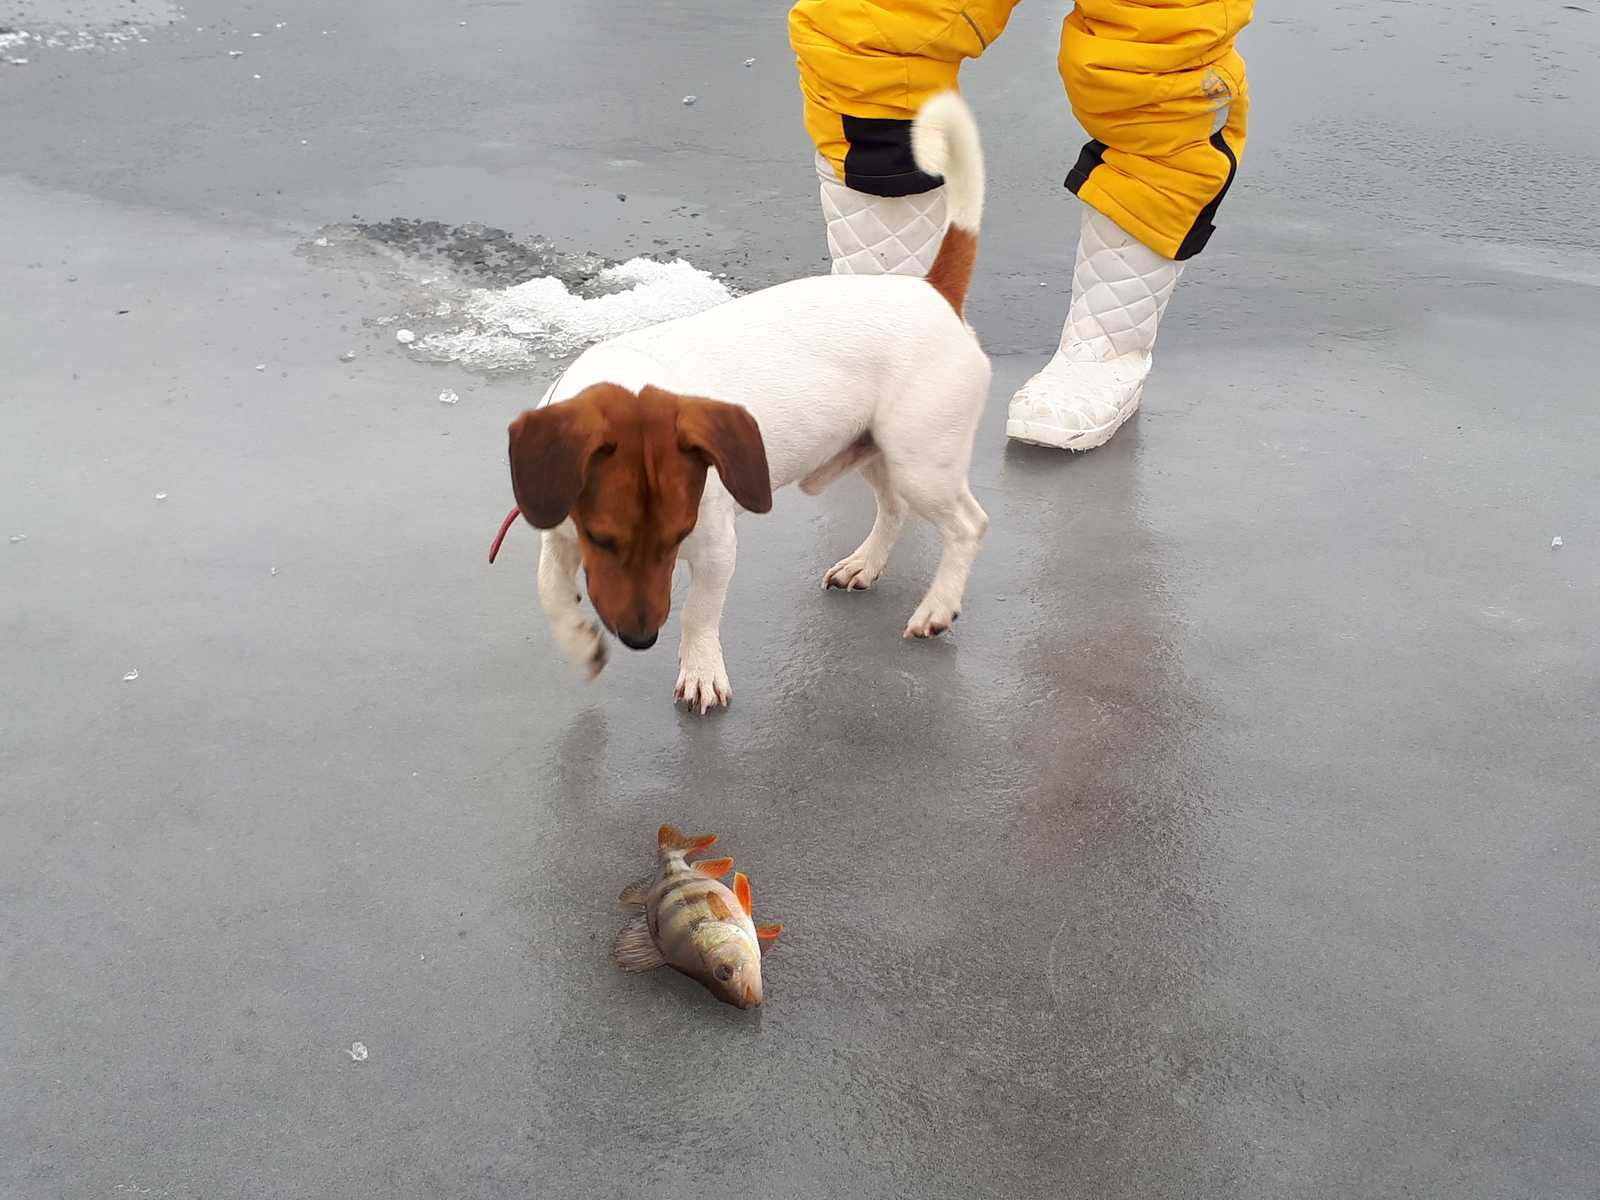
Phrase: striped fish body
[{"left": 614, "top": 825, "right": 782, "bottom": 1009}]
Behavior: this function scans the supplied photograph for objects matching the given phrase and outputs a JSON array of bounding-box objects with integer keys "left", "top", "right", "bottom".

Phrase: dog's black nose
[{"left": 618, "top": 629, "right": 658, "bottom": 651}]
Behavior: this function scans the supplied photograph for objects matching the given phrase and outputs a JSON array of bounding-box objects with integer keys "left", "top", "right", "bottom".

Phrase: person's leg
[
  {"left": 1009, "top": 0, "right": 1251, "bottom": 450},
  {"left": 789, "top": 0, "right": 1018, "bottom": 274}
]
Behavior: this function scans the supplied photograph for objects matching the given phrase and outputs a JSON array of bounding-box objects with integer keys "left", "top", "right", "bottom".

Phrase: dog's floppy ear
[
  {"left": 507, "top": 399, "right": 611, "bottom": 528},
  {"left": 673, "top": 393, "right": 773, "bottom": 514}
]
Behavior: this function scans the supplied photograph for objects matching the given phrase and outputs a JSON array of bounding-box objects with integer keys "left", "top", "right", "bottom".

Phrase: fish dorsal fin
[
  {"left": 705, "top": 891, "right": 734, "bottom": 921},
  {"left": 755, "top": 923, "right": 783, "bottom": 951},
  {"left": 659, "top": 824, "right": 718, "bottom": 853},
  {"left": 618, "top": 876, "right": 652, "bottom": 906},
  {"left": 693, "top": 857, "right": 734, "bottom": 879},
  {"left": 613, "top": 915, "right": 666, "bottom": 972},
  {"left": 734, "top": 872, "right": 753, "bottom": 916}
]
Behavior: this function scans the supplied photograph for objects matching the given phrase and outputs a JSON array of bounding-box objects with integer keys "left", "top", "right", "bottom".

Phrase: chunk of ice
[
  {"left": 395, "top": 329, "right": 416, "bottom": 344},
  {"left": 348, "top": 1041, "right": 368, "bottom": 1062},
  {"left": 438, "top": 390, "right": 459, "bottom": 404},
  {"left": 682, "top": 95, "right": 696, "bottom": 106},
  {"left": 123, "top": 670, "right": 138, "bottom": 681},
  {"left": 1552, "top": 536, "right": 1563, "bottom": 547},
  {"left": 9, "top": 534, "right": 25, "bottom": 542}
]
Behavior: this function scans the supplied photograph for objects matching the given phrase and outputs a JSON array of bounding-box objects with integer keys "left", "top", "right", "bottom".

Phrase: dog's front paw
[
  {"left": 904, "top": 604, "right": 959, "bottom": 639},
  {"left": 555, "top": 616, "right": 610, "bottom": 678},
  {"left": 822, "top": 551, "right": 883, "bottom": 592},
  {"left": 675, "top": 648, "right": 731, "bottom": 713}
]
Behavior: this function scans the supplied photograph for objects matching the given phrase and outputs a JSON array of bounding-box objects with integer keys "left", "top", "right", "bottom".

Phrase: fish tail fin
[{"left": 659, "top": 824, "right": 717, "bottom": 853}]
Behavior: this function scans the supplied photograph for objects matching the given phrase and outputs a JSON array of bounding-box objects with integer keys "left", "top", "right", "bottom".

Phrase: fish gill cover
[{"left": 300, "top": 218, "right": 736, "bottom": 373}]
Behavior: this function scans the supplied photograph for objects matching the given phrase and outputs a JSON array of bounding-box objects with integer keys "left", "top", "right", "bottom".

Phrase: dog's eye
[{"left": 585, "top": 531, "right": 619, "bottom": 554}]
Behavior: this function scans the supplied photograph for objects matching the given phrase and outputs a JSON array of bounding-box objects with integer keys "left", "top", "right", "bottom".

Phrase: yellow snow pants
[{"left": 788, "top": 0, "right": 1251, "bottom": 259}]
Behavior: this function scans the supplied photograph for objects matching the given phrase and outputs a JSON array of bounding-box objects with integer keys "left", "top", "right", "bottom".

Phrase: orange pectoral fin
[
  {"left": 693, "top": 857, "right": 735, "bottom": 879},
  {"left": 705, "top": 891, "right": 734, "bottom": 921},
  {"left": 755, "top": 924, "right": 783, "bottom": 951},
  {"left": 733, "top": 872, "right": 753, "bottom": 916}
]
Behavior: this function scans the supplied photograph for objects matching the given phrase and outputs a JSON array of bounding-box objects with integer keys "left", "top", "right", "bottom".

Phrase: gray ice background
[{"left": 2, "top": 1, "right": 1598, "bottom": 1197}]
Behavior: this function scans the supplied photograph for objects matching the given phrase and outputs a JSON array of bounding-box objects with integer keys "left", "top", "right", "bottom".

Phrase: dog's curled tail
[{"left": 911, "top": 90, "right": 985, "bottom": 316}]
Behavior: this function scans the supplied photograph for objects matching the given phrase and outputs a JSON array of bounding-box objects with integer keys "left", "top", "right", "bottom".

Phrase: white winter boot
[
  {"left": 1007, "top": 203, "right": 1185, "bottom": 450},
  {"left": 816, "top": 152, "right": 947, "bottom": 276}
]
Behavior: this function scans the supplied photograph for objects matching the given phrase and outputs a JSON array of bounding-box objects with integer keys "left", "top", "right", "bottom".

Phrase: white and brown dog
[{"left": 502, "top": 92, "right": 990, "bottom": 711}]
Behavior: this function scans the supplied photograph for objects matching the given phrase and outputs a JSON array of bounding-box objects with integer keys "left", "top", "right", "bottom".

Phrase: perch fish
[{"left": 614, "top": 824, "right": 782, "bottom": 1008}]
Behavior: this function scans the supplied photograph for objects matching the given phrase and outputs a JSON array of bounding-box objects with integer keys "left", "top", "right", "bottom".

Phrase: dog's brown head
[{"left": 507, "top": 383, "right": 771, "bottom": 651}]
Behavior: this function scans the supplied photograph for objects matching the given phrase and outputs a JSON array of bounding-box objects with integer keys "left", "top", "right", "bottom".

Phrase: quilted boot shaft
[
  {"left": 1007, "top": 204, "right": 1184, "bottom": 450},
  {"left": 817, "top": 153, "right": 947, "bottom": 276},
  {"left": 1060, "top": 203, "right": 1184, "bottom": 362}
]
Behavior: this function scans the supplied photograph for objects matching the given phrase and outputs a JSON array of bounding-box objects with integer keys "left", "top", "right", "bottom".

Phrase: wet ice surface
[
  {"left": 2, "top": 0, "right": 1600, "bottom": 1197},
  {"left": 301, "top": 220, "right": 734, "bottom": 371}
]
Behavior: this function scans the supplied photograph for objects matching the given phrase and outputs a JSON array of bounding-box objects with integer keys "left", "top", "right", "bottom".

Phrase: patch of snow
[
  {"left": 420, "top": 258, "right": 731, "bottom": 371},
  {"left": 0, "top": 0, "right": 182, "bottom": 52},
  {"left": 300, "top": 220, "right": 735, "bottom": 375}
]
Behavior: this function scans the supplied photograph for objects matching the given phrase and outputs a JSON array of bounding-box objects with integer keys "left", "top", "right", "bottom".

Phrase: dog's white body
[{"left": 533, "top": 94, "right": 991, "bottom": 709}]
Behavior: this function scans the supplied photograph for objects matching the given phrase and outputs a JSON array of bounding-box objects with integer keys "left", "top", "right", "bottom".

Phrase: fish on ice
[{"left": 614, "top": 824, "right": 782, "bottom": 1008}]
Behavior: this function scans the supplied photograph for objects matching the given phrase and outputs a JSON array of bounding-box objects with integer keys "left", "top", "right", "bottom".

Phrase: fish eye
[{"left": 713, "top": 964, "right": 735, "bottom": 982}]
